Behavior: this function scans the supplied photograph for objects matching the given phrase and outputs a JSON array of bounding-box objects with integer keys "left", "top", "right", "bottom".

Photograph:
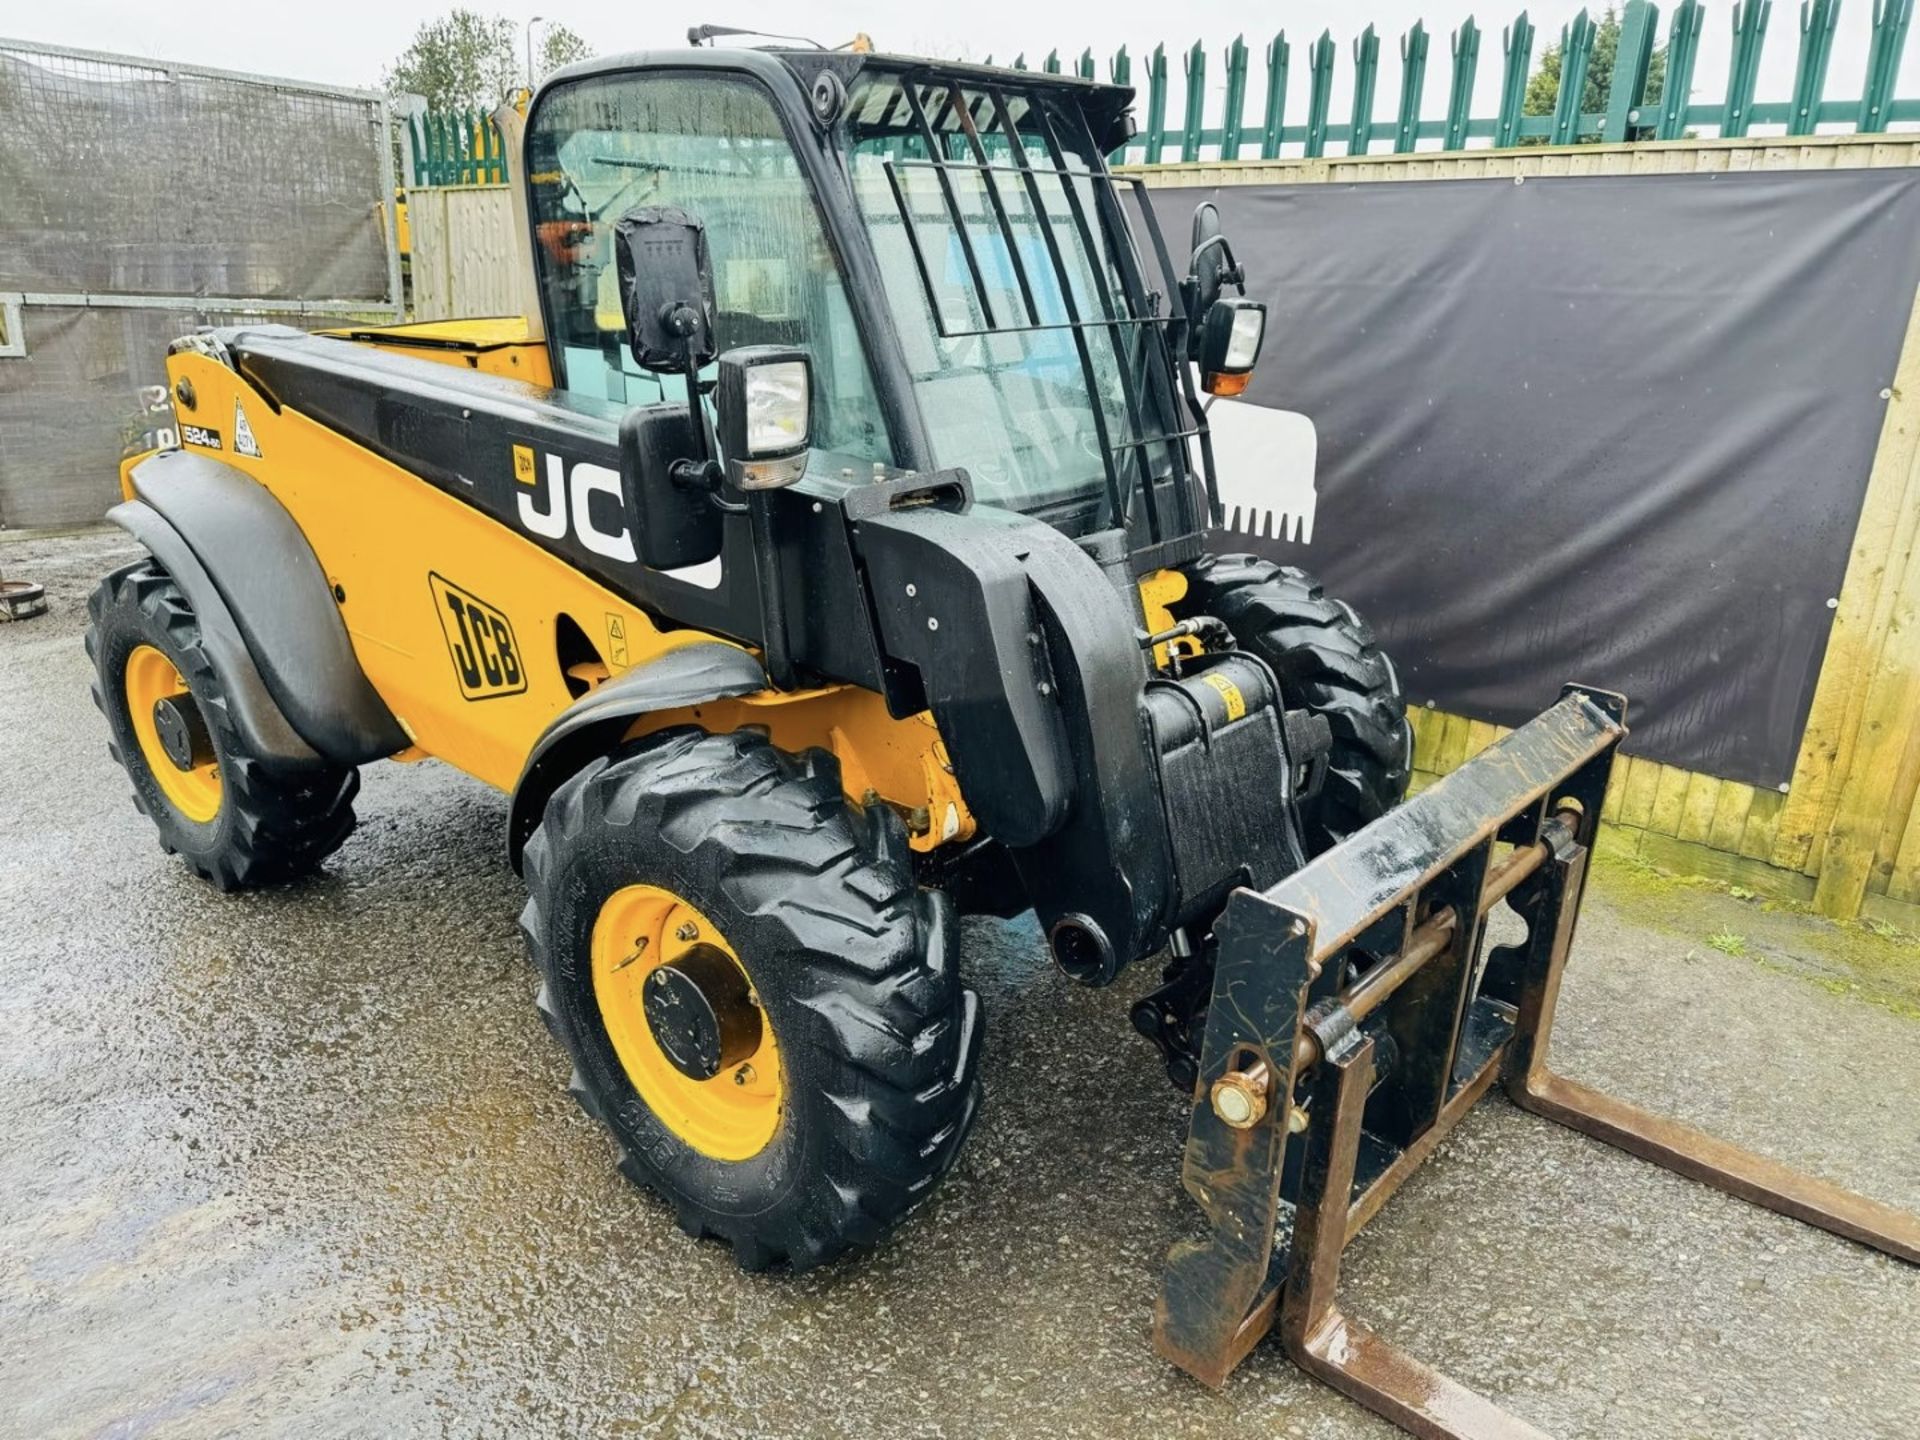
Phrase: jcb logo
[
  {"left": 512, "top": 443, "right": 635, "bottom": 563},
  {"left": 430, "top": 573, "right": 527, "bottom": 701}
]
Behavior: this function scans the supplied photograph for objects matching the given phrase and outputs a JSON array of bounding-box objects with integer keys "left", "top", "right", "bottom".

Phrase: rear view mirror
[
  {"left": 613, "top": 206, "right": 717, "bottom": 373},
  {"left": 1184, "top": 202, "right": 1247, "bottom": 361}
]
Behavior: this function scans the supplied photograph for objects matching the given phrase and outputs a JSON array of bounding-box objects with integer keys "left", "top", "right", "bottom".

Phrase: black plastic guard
[
  {"left": 105, "top": 499, "right": 324, "bottom": 770},
  {"left": 854, "top": 504, "right": 1174, "bottom": 972},
  {"left": 507, "top": 641, "right": 769, "bottom": 868},
  {"left": 122, "top": 449, "right": 408, "bottom": 766}
]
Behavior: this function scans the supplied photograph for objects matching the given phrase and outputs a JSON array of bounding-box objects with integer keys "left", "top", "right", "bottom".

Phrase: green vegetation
[
  {"left": 381, "top": 8, "right": 593, "bottom": 110},
  {"left": 1522, "top": 6, "right": 1668, "bottom": 137},
  {"left": 1590, "top": 849, "right": 1920, "bottom": 1022}
]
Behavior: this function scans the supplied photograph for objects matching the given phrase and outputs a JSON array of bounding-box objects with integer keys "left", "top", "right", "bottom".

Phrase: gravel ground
[{"left": 3, "top": 527, "right": 1917, "bottom": 1440}]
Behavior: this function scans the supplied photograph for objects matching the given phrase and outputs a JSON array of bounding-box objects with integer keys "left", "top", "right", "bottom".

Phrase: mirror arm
[{"left": 665, "top": 347, "right": 746, "bottom": 509}]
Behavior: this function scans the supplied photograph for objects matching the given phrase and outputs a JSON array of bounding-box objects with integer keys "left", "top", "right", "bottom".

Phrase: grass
[{"left": 1706, "top": 929, "right": 1749, "bottom": 957}]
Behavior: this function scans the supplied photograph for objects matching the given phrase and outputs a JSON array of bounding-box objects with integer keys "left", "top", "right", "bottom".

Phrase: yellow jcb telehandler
[{"left": 92, "top": 38, "right": 1918, "bottom": 1437}]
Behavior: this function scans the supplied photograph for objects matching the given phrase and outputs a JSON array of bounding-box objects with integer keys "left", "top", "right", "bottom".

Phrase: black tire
[
  {"left": 520, "top": 726, "right": 982, "bottom": 1271},
  {"left": 1176, "top": 554, "right": 1411, "bottom": 853},
  {"left": 86, "top": 560, "right": 359, "bottom": 890}
]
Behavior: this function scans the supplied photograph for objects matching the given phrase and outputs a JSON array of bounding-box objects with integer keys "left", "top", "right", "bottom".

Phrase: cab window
[{"left": 526, "top": 71, "right": 888, "bottom": 463}]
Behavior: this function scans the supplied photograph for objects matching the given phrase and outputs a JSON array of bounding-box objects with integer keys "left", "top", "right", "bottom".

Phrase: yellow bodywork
[
  {"left": 319, "top": 316, "right": 554, "bottom": 383},
  {"left": 148, "top": 345, "right": 1182, "bottom": 856}
]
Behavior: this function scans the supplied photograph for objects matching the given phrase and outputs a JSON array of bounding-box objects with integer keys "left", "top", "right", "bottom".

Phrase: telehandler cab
[{"left": 91, "top": 39, "right": 1918, "bottom": 1437}]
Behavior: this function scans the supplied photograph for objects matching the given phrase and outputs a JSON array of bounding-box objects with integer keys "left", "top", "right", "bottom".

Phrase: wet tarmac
[{"left": 3, "top": 528, "right": 1918, "bottom": 1439}]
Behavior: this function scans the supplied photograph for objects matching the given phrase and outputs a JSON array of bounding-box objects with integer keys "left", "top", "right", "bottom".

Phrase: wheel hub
[
  {"left": 151, "top": 693, "right": 212, "bottom": 772},
  {"left": 642, "top": 943, "right": 764, "bottom": 1081}
]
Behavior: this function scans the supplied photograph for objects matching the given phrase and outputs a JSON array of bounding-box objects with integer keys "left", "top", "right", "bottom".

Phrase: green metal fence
[
  {"left": 406, "top": 107, "right": 508, "bottom": 185},
  {"left": 987, "top": 0, "right": 1918, "bottom": 163},
  {"left": 405, "top": 2, "right": 1917, "bottom": 180}
]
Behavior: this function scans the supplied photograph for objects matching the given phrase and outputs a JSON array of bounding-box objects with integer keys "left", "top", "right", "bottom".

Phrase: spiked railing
[{"left": 984, "top": 0, "right": 1920, "bottom": 164}]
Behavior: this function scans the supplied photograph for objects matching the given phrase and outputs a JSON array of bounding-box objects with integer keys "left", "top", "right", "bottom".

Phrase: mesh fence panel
[{"left": 0, "top": 41, "right": 397, "bottom": 527}]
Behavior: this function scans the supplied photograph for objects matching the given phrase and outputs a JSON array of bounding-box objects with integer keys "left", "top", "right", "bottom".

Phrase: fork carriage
[{"left": 1155, "top": 686, "right": 1920, "bottom": 1436}]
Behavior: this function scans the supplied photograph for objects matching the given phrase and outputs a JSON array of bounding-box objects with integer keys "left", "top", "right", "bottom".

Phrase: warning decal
[
  {"left": 232, "top": 398, "right": 263, "bottom": 459},
  {"left": 1201, "top": 672, "right": 1248, "bottom": 722}
]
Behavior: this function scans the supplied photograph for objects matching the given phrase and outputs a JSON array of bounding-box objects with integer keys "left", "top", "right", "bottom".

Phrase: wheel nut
[
  {"left": 733, "top": 1063, "right": 756, "bottom": 1086},
  {"left": 675, "top": 921, "right": 699, "bottom": 942},
  {"left": 1210, "top": 1060, "right": 1272, "bottom": 1130}
]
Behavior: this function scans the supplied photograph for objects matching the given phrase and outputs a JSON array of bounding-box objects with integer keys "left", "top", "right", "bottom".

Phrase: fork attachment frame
[{"left": 1154, "top": 685, "right": 1920, "bottom": 1438}]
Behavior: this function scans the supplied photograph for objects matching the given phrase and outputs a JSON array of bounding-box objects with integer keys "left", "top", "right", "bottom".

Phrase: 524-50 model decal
[{"left": 429, "top": 573, "right": 528, "bottom": 701}]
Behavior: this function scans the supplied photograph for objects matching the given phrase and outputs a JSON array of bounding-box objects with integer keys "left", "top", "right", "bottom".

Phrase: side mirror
[
  {"left": 613, "top": 205, "right": 716, "bottom": 372},
  {"left": 1197, "top": 299, "right": 1267, "bottom": 397},
  {"left": 1184, "top": 201, "right": 1248, "bottom": 361},
  {"left": 713, "top": 346, "right": 813, "bottom": 491}
]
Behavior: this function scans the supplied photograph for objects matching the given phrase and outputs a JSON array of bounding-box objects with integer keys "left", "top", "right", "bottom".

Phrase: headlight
[
  {"left": 1200, "top": 298, "right": 1267, "bottom": 397},
  {"left": 1224, "top": 305, "right": 1266, "bottom": 370},
  {"left": 744, "top": 360, "right": 810, "bottom": 456},
  {"left": 716, "top": 347, "right": 813, "bottom": 490}
]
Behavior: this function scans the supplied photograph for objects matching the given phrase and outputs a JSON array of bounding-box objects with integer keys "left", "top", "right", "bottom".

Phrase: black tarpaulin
[{"left": 1147, "top": 169, "right": 1920, "bottom": 788}]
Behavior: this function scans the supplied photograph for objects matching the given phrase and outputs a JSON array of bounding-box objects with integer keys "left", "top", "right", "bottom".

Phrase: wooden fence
[{"left": 403, "top": 186, "right": 518, "bottom": 320}]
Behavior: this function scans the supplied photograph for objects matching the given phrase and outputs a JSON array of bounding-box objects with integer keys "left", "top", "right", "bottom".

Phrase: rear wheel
[
  {"left": 86, "top": 560, "right": 359, "bottom": 889},
  {"left": 520, "top": 727, "right": 982, "bottom": 1270},
  {"left": 1176, "top": 554, "right": 1411, "bottom": 854}
]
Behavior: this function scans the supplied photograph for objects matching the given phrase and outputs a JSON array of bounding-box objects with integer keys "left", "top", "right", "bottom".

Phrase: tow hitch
[{"left": 1156, "top": 685, "right": 1920, "bottom": 1437}]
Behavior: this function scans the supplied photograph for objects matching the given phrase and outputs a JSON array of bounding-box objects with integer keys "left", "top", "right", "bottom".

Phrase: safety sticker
[
  {"left": 1201, "top": 672, "right": 1247, "bottom": 722},
  {"left": 605, "top": 613, "right": 630, "bottom": 669},
  {"left": 181, "top": 423, "right": 222, "bottom": 452},
  {"left": 232, "top": 398, "right": 263, "bottom": 459}
]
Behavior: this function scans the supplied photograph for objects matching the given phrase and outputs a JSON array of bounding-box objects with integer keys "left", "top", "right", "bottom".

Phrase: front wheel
[
  {"left": 520, "top": 727, "right": 982, "bottom": 1271},
  {"left": 1175, "top": 554, "right": 1411, "bottom": 854}
]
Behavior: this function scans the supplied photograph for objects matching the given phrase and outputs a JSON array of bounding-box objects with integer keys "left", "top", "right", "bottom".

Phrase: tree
[
  {"left": 1522, "top": 7, "right": 1668, "bottom": 136},
  {"left": 381, "top": 10, "right": 595, "bottom": 110},
  {"left": 382, "top": 9, "right": 520, "bottom": 110},
  {"left": 537, "top": 24, "right": 594, "bottom": 81}
]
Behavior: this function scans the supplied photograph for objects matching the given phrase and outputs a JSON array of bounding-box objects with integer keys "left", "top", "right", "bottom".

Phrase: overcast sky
[{"left": 6, "top": 2, "right": 1917, "bottom": 130}]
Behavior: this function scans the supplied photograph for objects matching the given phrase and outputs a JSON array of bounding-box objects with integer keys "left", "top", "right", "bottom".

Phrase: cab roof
[{"left": 537, "top": 46, "right": 1139, "bottom": 155}]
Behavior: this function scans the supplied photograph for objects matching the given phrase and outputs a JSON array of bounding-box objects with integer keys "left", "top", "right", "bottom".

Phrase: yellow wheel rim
[
  {"left": 124, "top": 644, "right": 222, "bottom": 825},
  {"left": 591, "top": 884, "right": 783, "bottom": 1161}
]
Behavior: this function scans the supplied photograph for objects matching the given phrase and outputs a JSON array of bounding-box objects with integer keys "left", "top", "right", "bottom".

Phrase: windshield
[
  {"left": 526, "top": 71, "right": 888, "bottom": 463},
  {"left": 845, "top": 72, "right": 1187, "bottom": 521}
]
